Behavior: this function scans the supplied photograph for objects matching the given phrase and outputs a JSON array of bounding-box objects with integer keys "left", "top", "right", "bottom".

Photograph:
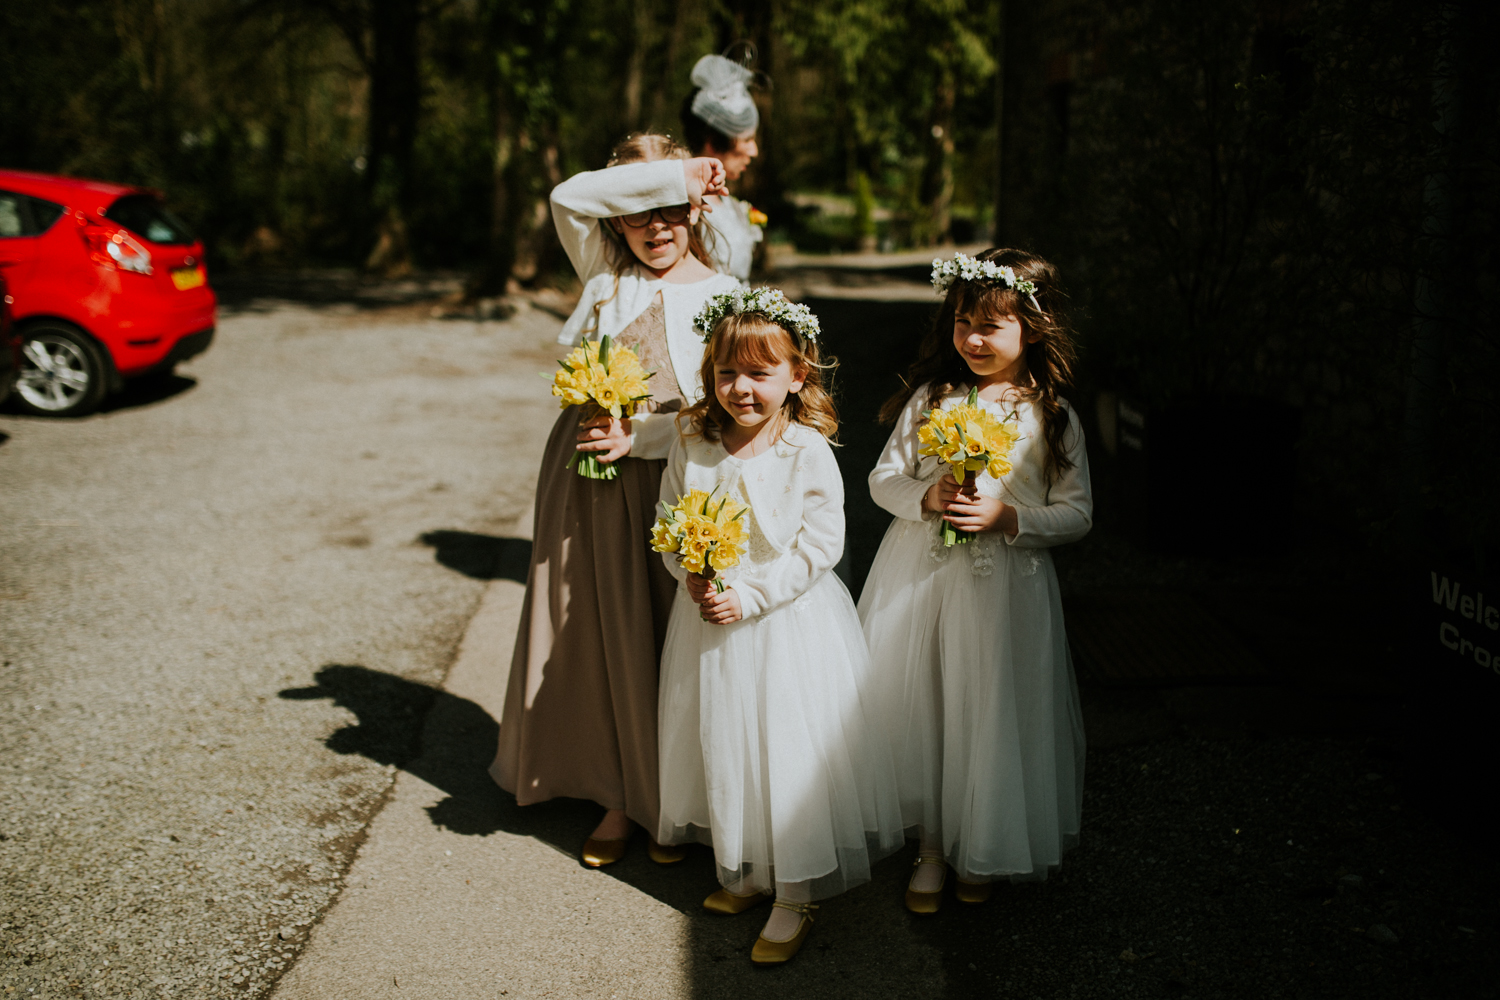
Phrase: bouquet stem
[
  {"left": 568, "top": 448, "right": 619, "bottom": 481},
  {"left": 703, "top": 564, "right": 725, "bottom": 593},
  {"left": 941, "top": 519, "right": 974, "bottom": 547}
]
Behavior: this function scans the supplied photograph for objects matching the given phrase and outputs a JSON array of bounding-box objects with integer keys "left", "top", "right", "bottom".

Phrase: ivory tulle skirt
[
  {"left": 656, "top": 571, "right": 904, "bottom": 900},
  {"left": 857, "top": 518, "right": 1085, "bottom": 881}
]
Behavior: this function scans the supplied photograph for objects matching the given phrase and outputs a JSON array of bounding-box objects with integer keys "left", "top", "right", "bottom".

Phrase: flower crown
[
  {"left": 693, "top": 287, "right": 821, "bottom": 343},
  {"left": 930, "top": 253, "right": 1042, "bottom": 311}
]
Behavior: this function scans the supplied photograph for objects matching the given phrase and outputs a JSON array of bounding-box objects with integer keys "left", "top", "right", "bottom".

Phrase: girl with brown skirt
[{"left": 489, "top": 134, "right": 742, "bottom": 865}]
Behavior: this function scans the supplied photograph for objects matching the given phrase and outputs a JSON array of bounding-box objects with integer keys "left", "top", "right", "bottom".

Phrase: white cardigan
[
  {"left": 869, "top": 386, "right": 1093, "bottom": 549},
  {"left": 549, "top": 160, "right": 741, "bottom": 460},
  {"left": 660, "top": 422, "right": 845, "bottom": 619}
]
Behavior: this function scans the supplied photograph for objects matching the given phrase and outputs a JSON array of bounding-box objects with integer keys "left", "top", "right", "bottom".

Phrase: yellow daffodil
[
  {"left": 552, "top": 335, "right": 654, "bottom": 479},
  {"left": 917, "top": 388, "right": 1022, "bottom": 546},
  {"left": 650, "top": 488, "right": 750, "bottom": 590}
]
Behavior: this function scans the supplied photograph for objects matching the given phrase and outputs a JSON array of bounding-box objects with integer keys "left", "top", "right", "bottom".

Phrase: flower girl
[
  {"left": 490, "top": 133, "right": 741, "bottom": 867},
  {"left": 655, "top": 289, "right": 902, "bottom": 963},
  {"left": 858, "top": 249, "right": 1092, "bottom": 911}
]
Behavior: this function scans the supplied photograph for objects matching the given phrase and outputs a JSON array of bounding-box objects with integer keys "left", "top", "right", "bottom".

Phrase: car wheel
[{"left": 13, "top": 322, "right": 109, "bottom": 417}]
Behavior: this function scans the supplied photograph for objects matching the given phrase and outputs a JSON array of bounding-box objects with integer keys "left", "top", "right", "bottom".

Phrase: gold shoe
[
  {"left": 750, "top": 901, "right": 817, "bottom": 964},
  {"left": 954, "top": 878, "right": 993, "bottom": 904},
  {"left": 905, "top": 854, "right": 947, "bottom": 914},
  {"left": 648, "top": 838, "right": 687, "bottom": 865},
  {"left": 580, "top": 836, "right": 628, "bottom": 868},
  {"left": 703, "top": 888, "right": 773, "bottom": 915}
]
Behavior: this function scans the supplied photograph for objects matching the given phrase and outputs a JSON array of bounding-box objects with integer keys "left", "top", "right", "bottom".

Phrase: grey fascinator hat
[{"left": 689, "top": 54, "right": 759, "bottom": 140}]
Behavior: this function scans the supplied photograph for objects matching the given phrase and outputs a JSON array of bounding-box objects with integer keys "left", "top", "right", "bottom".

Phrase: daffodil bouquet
[
  {"left": 918, "top": 387, "right": 1021, "bottom": 547},
  {"left": 650, "top": 487, "right": 750, "bottom": 593},
  {"left": 551, "top": 334, "right": 653, "bottom": 480}
]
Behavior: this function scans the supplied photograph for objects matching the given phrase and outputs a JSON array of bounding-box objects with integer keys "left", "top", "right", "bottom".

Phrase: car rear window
[
  {"left": 104, "top": 194, "right": 195, "bottom": 245},
  {"left": 0, "top": 191, "right": 65, "bottom": 237}
]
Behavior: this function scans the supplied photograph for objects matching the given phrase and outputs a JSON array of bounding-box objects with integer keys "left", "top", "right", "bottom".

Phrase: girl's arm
[
  {"left": 1005, "top": 406, "right": 1093, "bottom": 548},
  {"left": 730, "top": 438, "right": 845, "bottom": 618},
  {"left": 867, "top": 390, "right": 939, "bottom": 522},
  {"left": 551, "top": 161, "right": 691, "bottom": 281}
]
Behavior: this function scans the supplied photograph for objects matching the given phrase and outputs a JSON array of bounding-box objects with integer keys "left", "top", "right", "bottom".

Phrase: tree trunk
[
  {"left": 363, "top": 0, "right": 421, "bottom": 277},
  {"left": 991, "top": 0, "right": 1007, "bottom": 244},
  {"left": 623, "top": 0, "right": 654, "bottom": 132},
  {"left": 525, "top": 126, "right": 566, "bottom": 286},
  {"left": 474, "top": 66, "right": 519, "bottom": 298},
  {"left": 994, "top": 0, "right": 1028, "bottom": 246},
  {"left": 919, "top": 68, "right": 956, "bottom": 245}
]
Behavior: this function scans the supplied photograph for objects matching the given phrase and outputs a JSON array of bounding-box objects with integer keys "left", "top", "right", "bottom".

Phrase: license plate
[{"left": 171, "top": 266, "right": 205, "bottom": 291}]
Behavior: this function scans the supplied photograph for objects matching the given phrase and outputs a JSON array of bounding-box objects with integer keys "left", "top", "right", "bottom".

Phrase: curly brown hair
[
  {"left": 879, "top": 247, "right": 1078, "bottom": 487},
  {"left": 682, "top": 312, "right": 839, "bottom": 445}
]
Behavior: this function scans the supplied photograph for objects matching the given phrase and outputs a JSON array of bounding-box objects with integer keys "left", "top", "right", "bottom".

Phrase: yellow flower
[
  {"left": 551, "top": 336, "right": 653, "bottom": 419},
  {"left": 650, "top": 488, "right": 751, "bottom": 577},
  {"left": 651, "top": 520, "right": 681, "bottom": 553},
  {"left": 917, "top": 393, "right": 1020, "bottom": 489},
  {"left": 748, "top": 207, "right": 768, "bottom": 227}
]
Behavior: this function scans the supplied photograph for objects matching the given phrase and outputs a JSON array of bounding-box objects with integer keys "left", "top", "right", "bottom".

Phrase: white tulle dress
[
  {"left": 857, "top": 385, "right": 1092, "bottom": 881},
  {"left": 656, "top": 421, "right": 904, "bottom": 900}
]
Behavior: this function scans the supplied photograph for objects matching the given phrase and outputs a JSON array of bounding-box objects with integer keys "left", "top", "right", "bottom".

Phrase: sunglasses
[{"left": 619, "top": 204, "right": 692, "bottom": 228}]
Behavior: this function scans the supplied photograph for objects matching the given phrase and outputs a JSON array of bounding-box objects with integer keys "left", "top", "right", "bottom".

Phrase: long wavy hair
[
  {"left": 879, "top": 247, "right": 1078, "bottom": 487},
  {"left": 682, "top": 313, "right": 838, "bottom": 444},
  {"left": 583, "top": 132, "right": 718, "bottom": 336}
]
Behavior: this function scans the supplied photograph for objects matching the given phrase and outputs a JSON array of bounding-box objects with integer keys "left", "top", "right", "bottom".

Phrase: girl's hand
[
  {"left": 685, "top": 572, "right": 718, "bottom": 605},
  {"left": 576, "top": 415, "right": 632, "bottom": 463},
  {"left": 924, "top": 473, "right": 975, "bottom": 512},
  {"left": 684, "top": 158, "right": 729, "bottom": 210},
  {"left": 942, "top": 489, "right": 1019, "bottom": 537},
  {"left": 697, "top": 585, "right": 743, "bottom": 625}
]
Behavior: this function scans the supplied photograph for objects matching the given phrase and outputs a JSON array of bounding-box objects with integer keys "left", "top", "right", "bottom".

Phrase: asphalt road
[{"left": 0, "top": 297, "right": 557, "bottom": 998}]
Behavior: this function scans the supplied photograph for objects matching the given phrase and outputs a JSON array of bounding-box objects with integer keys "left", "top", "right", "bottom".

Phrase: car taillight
[{"left": 84, "top": 227, "right": 153, "bottom": 275}]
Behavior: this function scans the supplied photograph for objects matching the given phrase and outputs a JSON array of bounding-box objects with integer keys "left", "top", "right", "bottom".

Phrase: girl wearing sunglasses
[{"left": 491, "top": 132, "right": 743, "bottom": 870}]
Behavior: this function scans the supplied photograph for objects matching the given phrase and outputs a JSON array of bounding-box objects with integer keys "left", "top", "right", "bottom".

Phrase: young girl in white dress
[
  {"left": 857, "top": 248, "right": 1092, "bottom": 911},
  {"left": 491, "top": 133, "right": 742, "bottom": 868},
  {"left": 655, "top": 289, "right": 902, "bottom": 963}
]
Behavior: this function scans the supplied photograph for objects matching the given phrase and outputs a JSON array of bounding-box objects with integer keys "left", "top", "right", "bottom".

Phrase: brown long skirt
[{"left": 489, "top": 405, "right": 678, "bottom": 830}]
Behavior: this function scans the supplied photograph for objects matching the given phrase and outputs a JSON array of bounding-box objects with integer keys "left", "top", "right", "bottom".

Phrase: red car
[{"left": 0, "top": 169, "right": 216, "bottom": 416}]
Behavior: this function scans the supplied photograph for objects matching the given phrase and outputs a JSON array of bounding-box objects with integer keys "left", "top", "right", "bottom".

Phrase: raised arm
[
  {"left": 550, "top": 161, "right": 690, "bottom": 281},
  {"left": 1006, "top": 406, "right": 1093, "bottom": 548},
  {"left": 868, "top": 389, "right": 939, "bottom": 522},
  {"left": 732, "top": 441, "right": 845, "bottom": 618},
  {"left": 550, "top": 158, "right": 727, "bottom": 281}
]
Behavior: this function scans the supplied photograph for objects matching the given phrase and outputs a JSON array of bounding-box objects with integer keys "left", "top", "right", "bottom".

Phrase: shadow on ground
[
  {"left": 417, "top": 530, "right": 531, "bottom": 583},
  {"left": 101, "top": 372, "right": 197, "bottom": 413},
  {"left": 277, "top": 664, "right": 720, "bottom": 916},
  {"left": 213, "top": 269, "right": 464, "bottom": 315},
  {"left": 0, "top": 373, "right": 196, "bottom": 418}
]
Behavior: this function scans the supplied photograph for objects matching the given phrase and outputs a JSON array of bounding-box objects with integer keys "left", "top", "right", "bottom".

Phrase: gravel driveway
[{"left": 1, "top": 297, "right": 557, "bottom": 998}]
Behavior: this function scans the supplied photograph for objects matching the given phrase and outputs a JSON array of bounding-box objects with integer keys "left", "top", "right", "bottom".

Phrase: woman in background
[{"left": 680, "top": 50, "right": 765, "bottom": 281}]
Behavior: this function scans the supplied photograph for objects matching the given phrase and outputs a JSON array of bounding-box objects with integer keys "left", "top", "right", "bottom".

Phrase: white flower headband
[
  {"left": 693, "top": 287, "right": 821, "bottom": 344},
  {"left": 931, "top": 253, "right": 1043, "bottom": 313}
]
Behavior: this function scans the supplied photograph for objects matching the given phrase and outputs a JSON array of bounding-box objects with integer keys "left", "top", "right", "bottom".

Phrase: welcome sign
[
  {"left": 1430, "top": 571, "right": 1500, "bottom": 674},
  {"left": 1414, "top": 560, "right": 1499, "bottom": 828}
]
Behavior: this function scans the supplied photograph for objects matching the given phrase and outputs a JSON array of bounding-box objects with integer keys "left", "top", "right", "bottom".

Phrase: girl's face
[
  {"left": 707, "top": 134, "right": 759, "bottom": 182},
  {"left": 610, "top": 205, "right": 701, "bottom": 273},
  {"left": 953, "top": 306, "right": 1038, "bottom": 384},
  {"left": 713, "top": 344, "right": 804, "bottom": 432}
]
